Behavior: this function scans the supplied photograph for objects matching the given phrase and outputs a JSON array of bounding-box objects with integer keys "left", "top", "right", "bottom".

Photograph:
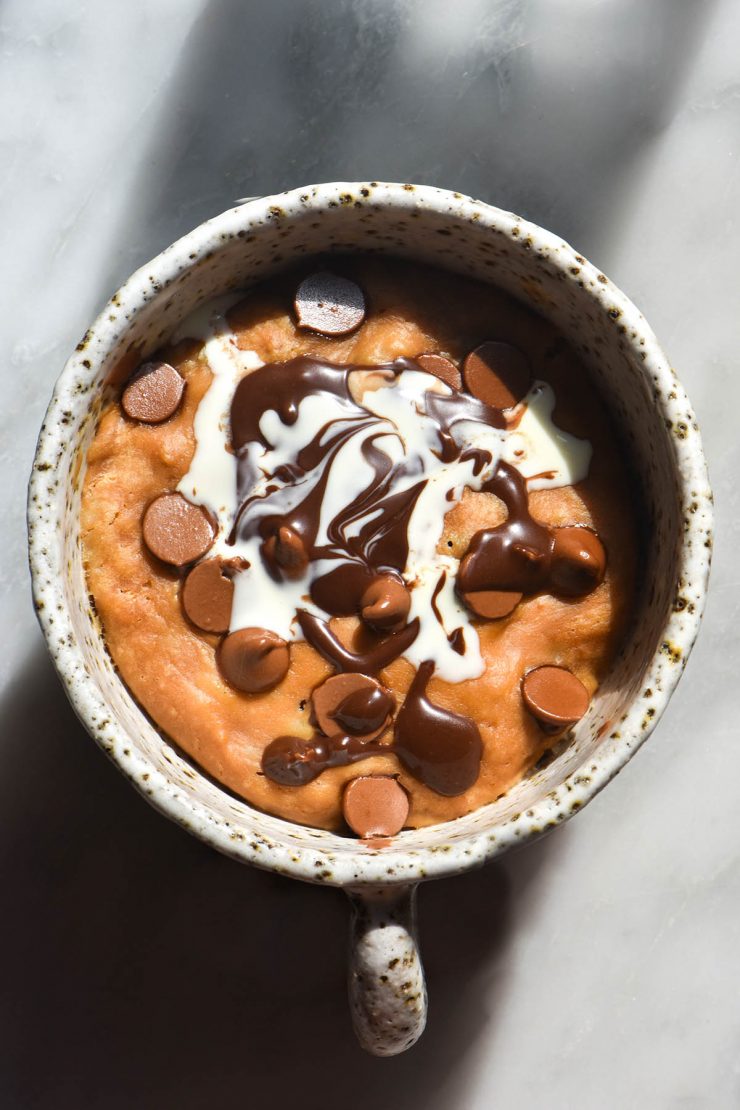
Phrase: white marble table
[{"left": 1, "top": 1, "right": 737, "bottom": 1106}]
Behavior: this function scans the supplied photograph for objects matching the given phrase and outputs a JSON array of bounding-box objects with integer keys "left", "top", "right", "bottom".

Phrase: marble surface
[{"left": 1, "top": 1, "right": 737, "bottom": 1106}]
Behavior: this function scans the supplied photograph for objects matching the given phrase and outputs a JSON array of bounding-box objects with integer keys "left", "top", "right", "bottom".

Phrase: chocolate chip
[
  {"left": 218, "top": 627, "right": 290, "bottom": 693},
  {"left": 342, "top": 775, "right": 410, "bottom": 838},
  {"left": 294, "top": 272, "right": 365, "bottom": 336},
  {"left": 312, "top": 673, "right": 394, "bottom": 741},
  {"left": 261, "top": 525, "right": 308, "bottom": 580},
  {"left": 181, "top": 558, "right": 236, "bottom": 633},
  {"left": 262, "top": 736, "right": 322, "bottom": 786},
  {"left": 463, "top": 342, "right": 531, "bottom": 409},
  {"left": 521, "top": 665, "right": 590, "bottom": 731},
  {"left": 462, "top": 589, "right": 522, "bottom": 619},
  {"left": 142, "top": 492, "right": 215, "bottom": 567},
  {"left": 360, "top": 574, "right": 411, "bottom": 632},
  {"left": 121, "top": 361, "right": 185, "bottom": 424},
  {"left": 416, "top": 353, "right": 462, "bottom": 390},
  {"left": 550, "top": 527, "right": 606, "bottom": 597}
]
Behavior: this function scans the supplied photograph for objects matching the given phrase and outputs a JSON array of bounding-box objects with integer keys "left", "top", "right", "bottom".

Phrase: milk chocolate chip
[
  {"left": 462, "top": 588, "right": 522, "bottom": 620},
  {"left": 342, "top": 775, "right": 410, "bottom": 839},
  {"left": 312, "top": 673, "right": 395, "bottom": 740},
  {"left": 181, "top": 558, "right": 236, "bottom": 633},
  {"left": 142, "top": 493, "right": 215, "bottom": 566},
  {"left": 416, "top": 353, "right": 462, "bottom": 391},
  {"left": 521, "top": 665, "right": 590, "bottom": 731},
  {"left": 360, "top": 575, "right": 411, "bottom": 632},
  {"left": 294, "top": 272, "right": 365, "bottom": 336},
  {"left": 463, "top": 342, "right": 531, "bottom": 409},
  {"left": 218, "top": 627, "right": 290, "bottom": 693},
  {"left": 550, "top": 527, "right": 606, "bottom": 597},
  {"left": 261, "top": 525, "right": 308, "bottom": 580},
  {"left": 122, "top": 361, "right": 185, "bottom": 423}
]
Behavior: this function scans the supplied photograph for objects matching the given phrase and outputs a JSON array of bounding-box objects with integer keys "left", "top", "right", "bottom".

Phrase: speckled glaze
[
  {"left": 348, "top": 886, "right": 427, "bottom": 1055},
  {"left": 28, "top": 182, "right": 712, "bottom": 1055}
]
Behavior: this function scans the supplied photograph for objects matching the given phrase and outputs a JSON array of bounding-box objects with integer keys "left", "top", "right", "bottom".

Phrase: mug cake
[{"left": 81, "top": 256, "right": 638, "bottom": 838}]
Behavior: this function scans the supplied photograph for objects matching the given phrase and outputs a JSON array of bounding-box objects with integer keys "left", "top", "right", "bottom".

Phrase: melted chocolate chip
[
  {"left": 550, "top": 527, "right": 606, "bottom": 597},
  {"left": 181, "top": 558, "right": 234, "bottom": 633},
  {"left": 262, "top": 735, "right": 325, "bottom": 786},
  {"left": 312, "top": 673, "right": 394, "bottom": 740},
  {"left": 219, "top": 353, "right": 605, "bottom": 800},
  {"left": 261, "top": 525, "right": 309, "bottom": 580},
  {"left": 416, "top": 353, "right": 462, "bottom": 390},
  {"left": 142, "top": 493, "right": 215, "bottom": 566},
  {"left": 521, "top": 665, "right": 590, "bottom": 731},
  {"left": 218, "top": 627, "right": 289, "bottom": 693},
  {"left": 294, "top": 272, "right": 366, "bottom": 336},
  {"left": 342, "top": 775, "right": 409, "bottom": 838},
  {"left": 394, "top": 661, "right": 482, "bottom": 796},
  {"left": 122, "top": 361, "right": 185, "bottom": 424},
  {"left": 463, "top": 342, "right": 531, "bottom": 409},
  {"left": 360, "top": 574, "right": 411, "bottom": 632}
]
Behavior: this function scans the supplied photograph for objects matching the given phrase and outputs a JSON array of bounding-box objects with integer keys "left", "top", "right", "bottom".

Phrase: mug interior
[{"left": 28, "top": 183, "right": 711, "bottom": 886}]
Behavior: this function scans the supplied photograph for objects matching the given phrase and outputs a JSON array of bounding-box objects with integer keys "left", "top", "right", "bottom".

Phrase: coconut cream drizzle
[{"left": 176, "top": 299, "right": 262, "bottom": 537}]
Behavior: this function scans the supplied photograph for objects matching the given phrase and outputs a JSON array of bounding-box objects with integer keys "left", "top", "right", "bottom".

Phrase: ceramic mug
[{"left": 28, "top": 182, "right": 712, "bottom": 1056}]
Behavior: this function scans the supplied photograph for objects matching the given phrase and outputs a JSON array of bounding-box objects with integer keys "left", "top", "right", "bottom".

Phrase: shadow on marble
[
  {"left": 0, "top": 641, "right": 561, "bottom": 1109},
  {"left": 99, "top": 0, "right": 717, "bottom": 301}
]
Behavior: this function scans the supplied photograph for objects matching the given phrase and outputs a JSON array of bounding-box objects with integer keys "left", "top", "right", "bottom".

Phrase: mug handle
[{"left": 347, "top": 884, "right": 427, "bottom": 1056}]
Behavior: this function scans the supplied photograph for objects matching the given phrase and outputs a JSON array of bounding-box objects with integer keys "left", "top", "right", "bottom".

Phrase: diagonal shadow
[
  {"left": 99, "top": 0, "right": 717, "bottom": 301},
  {"left": 0, "top": 639, "right": 559, "bottom": 1109}
]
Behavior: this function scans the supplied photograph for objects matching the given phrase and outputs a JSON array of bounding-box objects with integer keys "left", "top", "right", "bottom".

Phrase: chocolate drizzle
[
  {"left": 232, "top": 357, "right": 355, "bottom": 452},
  {"left": 431, "top": 571, "right": 465, "bottom": 654},
  {"left": 310, "top": 562, "right": 375, "bottom": 616}
]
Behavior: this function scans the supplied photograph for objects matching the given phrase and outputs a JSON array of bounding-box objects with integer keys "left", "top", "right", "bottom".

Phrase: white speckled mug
[{"left": 28, "top": 183, "right": 712, "bottom": 1056}]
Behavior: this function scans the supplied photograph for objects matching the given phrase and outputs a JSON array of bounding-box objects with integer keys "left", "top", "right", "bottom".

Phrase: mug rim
[{"left": 28, "top": 181, "right": 713, "bottom": 886}]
